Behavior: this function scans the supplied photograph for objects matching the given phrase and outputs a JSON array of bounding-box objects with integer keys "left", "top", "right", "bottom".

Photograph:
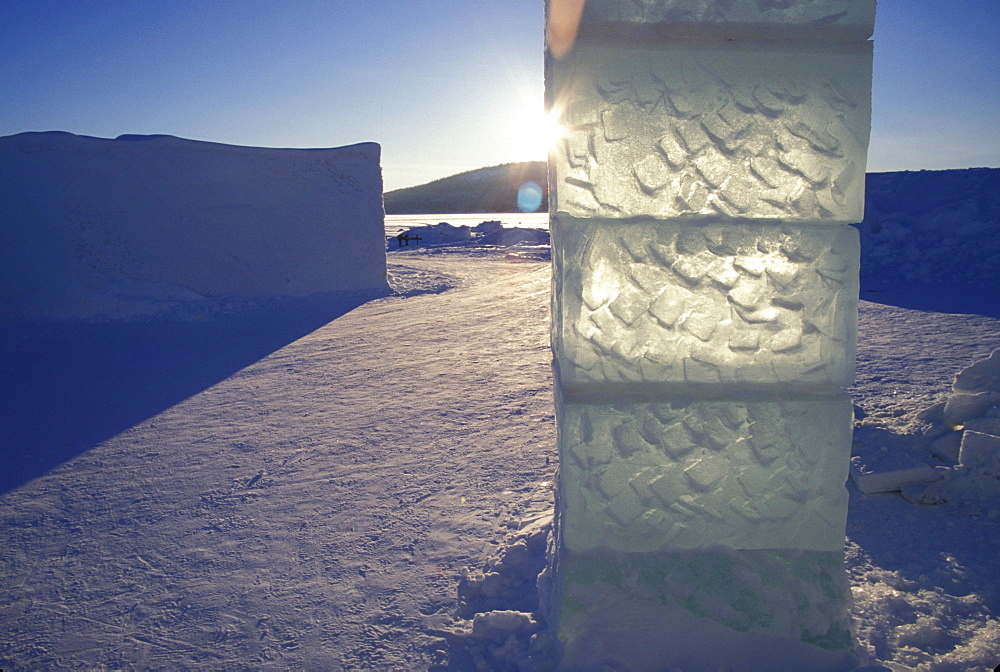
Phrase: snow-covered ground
[
  {"left": 2, "top": 225, "right": 999, "bottom": 669},
  {"left": 0, "top": 242, "right": 557, "bottom": 670},
  {"left": 3, "top": 152, "right": 1000, "bottom": 669}
]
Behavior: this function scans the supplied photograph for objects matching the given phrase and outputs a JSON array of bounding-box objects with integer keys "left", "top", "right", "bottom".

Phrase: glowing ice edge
[{"left": 546, "top": 0, "right": 874, "bottom": 668}]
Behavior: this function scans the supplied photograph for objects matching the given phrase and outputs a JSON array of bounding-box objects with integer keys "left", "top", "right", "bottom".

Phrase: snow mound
[
  {"left": 385, "top": 263, "right": 460, "bottom": 297},
  {"left": 390, "top": 222, "right": 472, "bottom": 246},
  {"left": 1, "top": 132, "right": 388, "bottom": 321},
  {"left": 436, "top": 514, "right": 554, "bottom": 670},
  {"left": 478, "top": 227, "right": 549, "bottom": 247},
  {"left": 472, "top": 220, "right": 504, "bottom": 234},
  {"left": 387, "top": 221, "right": 550, "bottom": 250}
]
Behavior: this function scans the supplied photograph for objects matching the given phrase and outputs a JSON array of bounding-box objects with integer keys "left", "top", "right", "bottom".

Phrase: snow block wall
[
  {"left": 546, "top": 1, "right": 874, "bottom": 669},
  {"left": 0, "top": 132, "right": 388, "bottom": 320}
]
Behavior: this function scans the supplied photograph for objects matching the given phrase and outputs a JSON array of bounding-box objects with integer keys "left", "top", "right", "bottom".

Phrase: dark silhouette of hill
[{"left": 384, "top": 161, "right": 547, "bottom": 214}]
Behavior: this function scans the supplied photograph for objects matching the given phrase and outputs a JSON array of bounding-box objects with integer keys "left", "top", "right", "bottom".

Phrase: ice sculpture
[{"left": 546, "top": 1, "right": 874, "bottom": 669}]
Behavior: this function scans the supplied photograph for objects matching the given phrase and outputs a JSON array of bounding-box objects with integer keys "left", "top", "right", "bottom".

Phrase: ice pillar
[{"left": 545, "top": 1, "right": 874, "bottom": 669}]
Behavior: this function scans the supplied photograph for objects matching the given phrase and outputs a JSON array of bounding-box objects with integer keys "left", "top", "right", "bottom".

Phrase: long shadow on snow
[
  {"left": 0, "top": 292, "right": 380, "bottom": 495},
  {"left": 847, "top": 424, "right": 1000, "bottom": 608}
]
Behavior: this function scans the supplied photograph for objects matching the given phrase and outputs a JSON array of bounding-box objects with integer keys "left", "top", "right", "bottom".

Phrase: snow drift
[{"left": 0, "top": 132, "right": 389, "bottom": 320}]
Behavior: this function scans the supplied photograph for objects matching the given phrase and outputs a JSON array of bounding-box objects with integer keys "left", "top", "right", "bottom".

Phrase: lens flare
[
  {"left": 547, "top": 0, "right": 586, "bottom": 59},
  {"left": 517, "top": 181, "right": 544, "bottom": 212}
]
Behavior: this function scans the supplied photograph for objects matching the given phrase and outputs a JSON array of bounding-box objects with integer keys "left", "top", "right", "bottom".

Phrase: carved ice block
[
  {"left": 556, "top": 394, "right": 853, "bottom": 552},
  {"left": 577, "top": 0, "right": 877, "bottom": 41},
  {"left": 551, "top": 216, "right": 860, "bottom": 391},
  {"left": 546, "top": 0, "right": 873, "bottom": 667},
  {"left": 548, "top": 41, "right": 873, "bottom": 223},
  {"left": 554, "top": 548, "right": 857, "bottom": 671}
]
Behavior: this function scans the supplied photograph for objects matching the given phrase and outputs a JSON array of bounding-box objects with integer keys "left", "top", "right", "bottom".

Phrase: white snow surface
[
  {"left": 2, "top": 168, "right": 1000, "bottom": 670},
  {"left": 0, "top": 132, "right": 388, "bottom": 321}
]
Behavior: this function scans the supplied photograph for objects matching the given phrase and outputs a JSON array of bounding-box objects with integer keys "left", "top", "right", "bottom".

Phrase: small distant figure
[{"left": 396, "top": 232, "right": 422, "bottom": 247}]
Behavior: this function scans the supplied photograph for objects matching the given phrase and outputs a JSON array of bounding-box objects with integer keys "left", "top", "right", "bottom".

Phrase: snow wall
[{"left": 0, "top": 132, "right": 388, "bottom": 321}]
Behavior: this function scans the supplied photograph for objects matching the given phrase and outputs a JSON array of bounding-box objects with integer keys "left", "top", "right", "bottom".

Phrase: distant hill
[{"left": 383, "top": 162, "right": 546, "bottom": 214}]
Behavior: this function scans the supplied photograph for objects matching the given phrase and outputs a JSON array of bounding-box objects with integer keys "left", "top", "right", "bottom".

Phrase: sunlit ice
[{"left": 508, "top": 102, "right": 566, "bottom": 160}]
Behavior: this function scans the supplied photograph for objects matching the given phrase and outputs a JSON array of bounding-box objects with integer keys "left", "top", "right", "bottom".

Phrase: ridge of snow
[{"left": 0, "top": 131, "right": 388, "bottom": 321}]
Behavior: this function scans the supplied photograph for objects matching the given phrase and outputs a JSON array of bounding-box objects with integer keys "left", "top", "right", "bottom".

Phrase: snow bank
[
  {"left": 387, "top": 221, "right": 550, "bottom": 250},
  {"left": 449, "top": 514, "right": 554, "bottom": 669},
  {"left": 479, "top": 227, "right": 549, "bottom": 247},
  {"left": 858, "top": 168, "right": 1000, "bottom": 287},
  {"left": 390, "top": 222, "right": 472, "bottom": 247},
  {"left": 0, "top": 132, "right": 388, "bottom": 320}
]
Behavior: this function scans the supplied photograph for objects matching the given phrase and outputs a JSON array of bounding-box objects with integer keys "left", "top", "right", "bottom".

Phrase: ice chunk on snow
[
  {"left": 849, "top": 448, "right": 940, "bottom": 495},
  {"left": 959, "top": 431, "right": 1000, "bottom": 476},
  {"left": 927, "top": 431, "right": 963, "bottom": 464},
  {"left": 944, "top": 391, "right": 1000, "bottom": 425},
  {"left": 942, "top": 349, "right": 1000, "bottom": 423},
  {"left": 952, "top": 349, "right": 1000, "bottom": 395},
  {"left": 964, "top": 417, "right": 1000, "bottom": 436}
]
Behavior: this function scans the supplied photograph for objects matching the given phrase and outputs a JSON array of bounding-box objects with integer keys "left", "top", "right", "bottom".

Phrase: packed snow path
[
  {"left": 1, "top": 250, "right": 557, "bottom": 669},
  {"left": 2, "top": 247, "right": 999, "bottom": 670}
]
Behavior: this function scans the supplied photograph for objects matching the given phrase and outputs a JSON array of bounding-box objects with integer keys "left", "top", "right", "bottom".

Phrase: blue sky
[{"left": 1, "top": 0, "right": 997, "bottom": 191}]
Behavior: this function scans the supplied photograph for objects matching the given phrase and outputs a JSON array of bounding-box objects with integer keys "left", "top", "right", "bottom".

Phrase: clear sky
[{"left": 1, "top": 0, "right": 997, "bottom": 192}]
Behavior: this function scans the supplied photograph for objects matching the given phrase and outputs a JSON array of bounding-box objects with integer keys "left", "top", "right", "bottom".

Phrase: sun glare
[{"left": 510, "top": 104, "right": 566, "bottom": 159}]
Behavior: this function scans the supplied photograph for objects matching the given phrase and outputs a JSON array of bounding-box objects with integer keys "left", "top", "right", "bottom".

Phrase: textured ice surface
[
  {"left": 576, "top": 0, "right": 876, "bottom": 41},
  {"left": 552, "top": 217, "right": 859, "bottom": 391},
  {"left": 548, "top": 41, "right": 873, "bottom": 222},
  {"left": 546, "top": 0, "right": 871, "bottom": 664},
  {"left": 556, "top": 394, "right": 852, "bottom": 552},
  {"left": 554, "top": 548, "right": 857, "bottom": 671}
]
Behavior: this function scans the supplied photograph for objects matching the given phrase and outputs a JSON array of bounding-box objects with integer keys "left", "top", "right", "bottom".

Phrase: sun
[{"left": 509, "top": 103, "right": 566, "bottom": 160}]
